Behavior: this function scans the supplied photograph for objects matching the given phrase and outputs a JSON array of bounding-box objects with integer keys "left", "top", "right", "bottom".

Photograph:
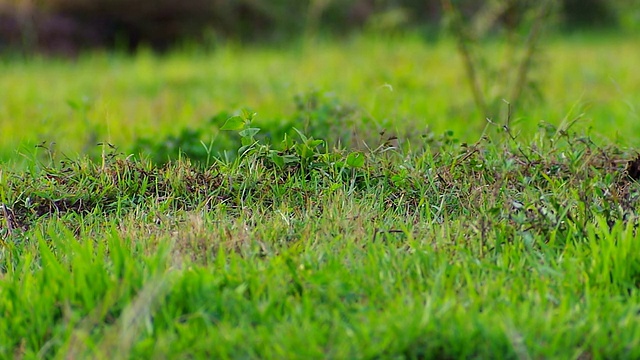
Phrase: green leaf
[
  {"left": 269, "top": 152, "right": 285, "bottom": 168},
  {"left": 308, "top": 139, "right": 324, "bottom": 148},
  {"left": 391, "top": 174, "right": 405, "bottom": 187},
  {"left": 239, "top": 127, "right": 261, "bottom": 138},
  {"left": 282, "top": 155, "right": 299, "bottom": 164},
  {"left": 293, "top": 128, "right": 308, "bottom": 143},
  {"left": 295, "top": 144, "right": 313, "bottom": 159},
  {"left": 238, "top": 144, "right": 255, "bottom": 156},
  {"left": 282, "top": 134, "right": 295, "bottom": 150},
  {"left": 241, "top": 109, "right": 257, "bottom": 121},
  {"left": 346, "top": 152, "right": 365, "bottom": 168},
  {"left": 241, "top": 137, "right": 254, "bottom": 146},
  {"left": 221, "top": 116, "right": 245, "bottom": 131}
]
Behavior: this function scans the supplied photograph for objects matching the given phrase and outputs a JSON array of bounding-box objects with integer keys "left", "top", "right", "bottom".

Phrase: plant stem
[{"left": 441, "top": 0, "right": 490, "bottom": 118}]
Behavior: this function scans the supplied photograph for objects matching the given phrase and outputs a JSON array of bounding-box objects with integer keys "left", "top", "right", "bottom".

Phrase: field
[{"left": 1, "top": 32, "right": 640, "bottom": 358}]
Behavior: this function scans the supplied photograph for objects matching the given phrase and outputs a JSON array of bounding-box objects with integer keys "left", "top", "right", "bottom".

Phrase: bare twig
[
  {"left": 440, "top": 0, "right": 490, "bottom": 118},
  {"left": 509, "top": 0, "right": 553, "bottom": 105},
  {"left": 441, "top": 0, "right": 554, "bottom": 122}
]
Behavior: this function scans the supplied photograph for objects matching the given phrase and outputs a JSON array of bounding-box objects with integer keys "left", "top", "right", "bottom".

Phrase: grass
[
  {"left": 2, "top": 32, "right": 640, "bottom": 358},
  {"left": 1, "top": 32, "right": 639, "bottom": 163}
]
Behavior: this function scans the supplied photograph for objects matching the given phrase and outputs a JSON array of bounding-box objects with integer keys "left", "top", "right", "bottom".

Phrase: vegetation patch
[
  {"left": 2, "top": 116, "right": 640, "bottom": 357},
  {"left": 2, "top": 28, "right": 640, "bottom": 358},
  {"left": 3, "top": 113, "right": 640, "bottom": 245}
]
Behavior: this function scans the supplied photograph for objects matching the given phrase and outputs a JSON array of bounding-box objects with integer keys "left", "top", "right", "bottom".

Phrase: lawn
[
  {"left": 1, "top": 32, "right": 639, "bottom": 162},
  {"left": 1, "top": 32, "right": 640, "bottom": 358}
]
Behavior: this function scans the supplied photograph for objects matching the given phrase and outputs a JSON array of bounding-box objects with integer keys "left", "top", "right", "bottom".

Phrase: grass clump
[{"left": 2, "top": 114, "right": 640, "bottom": 358}]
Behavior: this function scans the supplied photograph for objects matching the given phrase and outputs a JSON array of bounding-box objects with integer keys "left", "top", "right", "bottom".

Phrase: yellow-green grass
[{"left": 1, "top": 32, "right": 638, "bottom": 164}]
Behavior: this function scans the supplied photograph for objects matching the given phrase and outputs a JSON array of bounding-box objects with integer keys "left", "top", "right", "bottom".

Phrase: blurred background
[
  {"left": 0, "top": 0, "right": 639, "bottom": 166},
  {"left": 0, "top": 0, "right": 638, "bottom": 54}
]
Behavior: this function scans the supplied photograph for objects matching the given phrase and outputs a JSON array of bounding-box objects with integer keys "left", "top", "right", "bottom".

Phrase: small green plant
[
  {"left": 220, "top": 109, "right": 262, "bottom": 157},
  {"left": 220, "top": 111, "right": 333, "bottom": 173},
  {"left": 130, "top": 111, "right": 241, "bottom": 166},
  {"left": 130, "top": 93, "right": 384, "bottom": 167}
]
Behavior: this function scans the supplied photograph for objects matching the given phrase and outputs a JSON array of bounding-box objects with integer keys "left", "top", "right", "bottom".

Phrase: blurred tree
[
  {"left": 561, "top": 0, "right": 617, "bottom": 28},
  {"left": 0, "top": 0, "right": 631, "bottom": 54}
]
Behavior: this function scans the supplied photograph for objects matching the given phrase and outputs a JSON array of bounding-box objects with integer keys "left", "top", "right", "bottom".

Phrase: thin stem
[
  {"left": 441, "top": 0, "right": 490, "bottom": 118},
  {"left": 509, "top": 0, "right": 552, "bottom": 105}
]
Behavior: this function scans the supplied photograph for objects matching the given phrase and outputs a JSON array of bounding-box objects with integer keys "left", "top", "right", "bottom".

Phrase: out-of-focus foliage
[{"left": 0, "top": 0, "right": 636, "bottom": 54}]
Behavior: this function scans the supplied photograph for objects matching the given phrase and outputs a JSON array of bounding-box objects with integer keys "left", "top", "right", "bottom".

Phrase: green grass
[
  {"left": 2, "top": 32, "right": 640, "bottom": 358},
  {"left": 1, "top": 33, "right": 639, "bottom": 163}
]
